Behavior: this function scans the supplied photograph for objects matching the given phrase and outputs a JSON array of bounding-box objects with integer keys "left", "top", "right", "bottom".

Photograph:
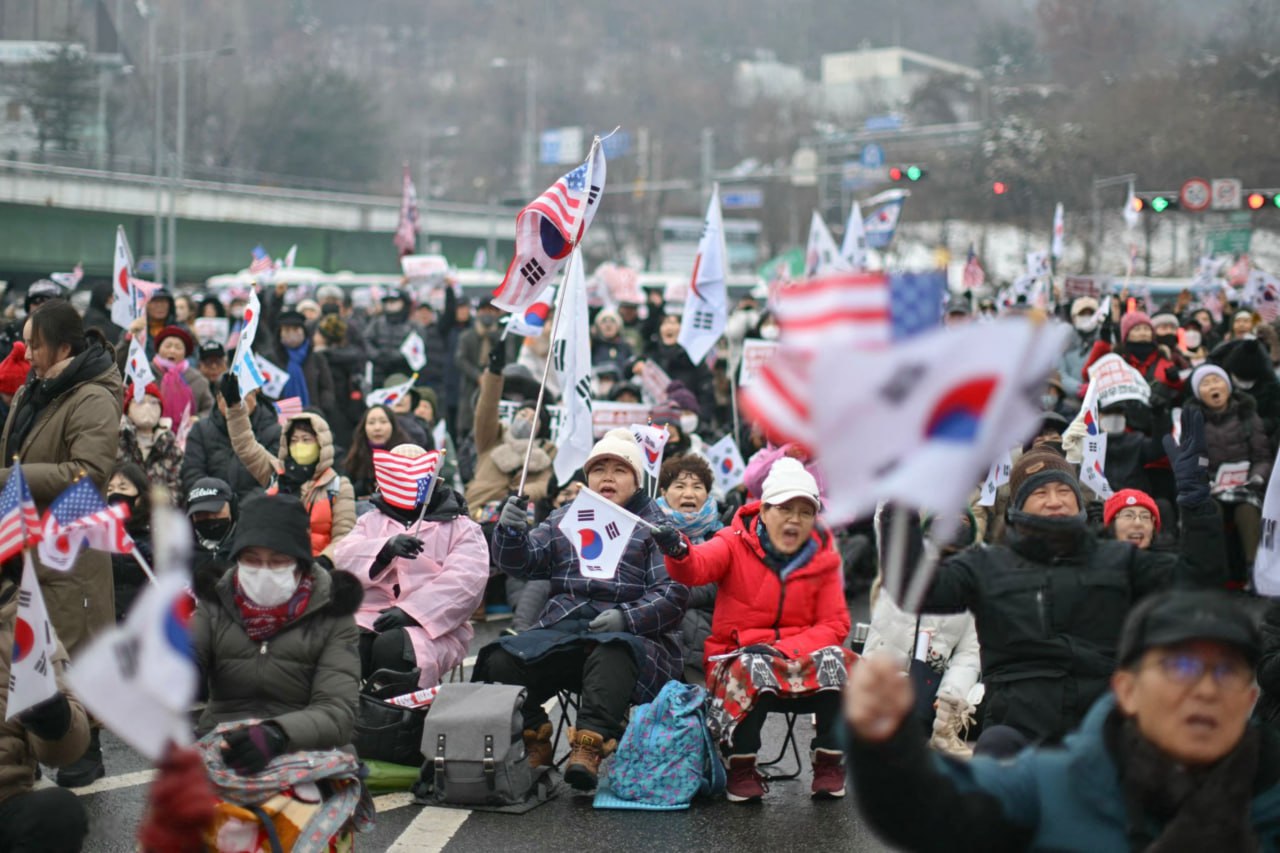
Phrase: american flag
[
  {"left": 493, "top": 144, "right": 607, "bottom": 314},
  {"left": 0, "top": 464, "right": 40, "bottom": 562},
  {"left": 275, "top": 397, "right": 304, "bottom": 424},
  {"left": 38, "top": 478, "right": 135, "bottom": 572},
  {"left": 740, "top": 270, "right": 947, "bottom": 447},
  {"left": 393, "top": 166, "right": 419, "bottom": 256},
  {"left": 372, "top": 449, "right": 442, "bottom": 510},
  {"left": 962, "top": 245, "right": 985, "bottom": 290},
  {"left": 249, "top": 245, "right": 273, "bottom": 275}
]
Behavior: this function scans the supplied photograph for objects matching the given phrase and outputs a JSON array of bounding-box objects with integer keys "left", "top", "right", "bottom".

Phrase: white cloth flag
[
  {"left": 1123, "top": 184, "right": 1141, "bottom": 230},
  {"left": 805, "top": 211, "right": 848, "bottom": 278},
  {"left": 1026, "top": 251, "right": 1050, "bottom": 280},
  {"left": 433, "top": 420, "right": 449, "bottom": 453},
  {"left": 230, "top": 290, "right": 264, "bottom": 394},
  {"left": 629, "top": 424, "right": 669, "bottom": 483},
  {"left": 400, "top": 331, "right": 427, "bottom": 371},
  {"left": 553, "top": 250, "right": 595, "bottom": 483},
  {"left": 707, "top": 434, "right": 747, "bottom": 493},
  {"left": 506, "top": 286, "right": 556, "bottom": 339},
  {"left": 367, "top": 373, "right": 418, "bottom": 408},
  {"left": 6, "top": 552, "right": 59, "bottom": 719},
  {"left": 978, "top": 450, "right": 1014, "bottom": 508},
  {"left": 110, "top": 226, "right": 136, "bottom": 329},
  {"left": 1051, "top": 203, "right": 1065, "bottom": 260},
  {"left": 678, "top": 187, "right": 729, "bottom": 365},
  {"left": 1078, "top": 383, "right": 1114, "bottom": 499},
  {"left": 254, "top": 354, "right": 290, "bottom": 399},
  {"left": 841, "top": 201, "right": 869, "bottom": 272},
  {"left": 1254, "top": 443, "right": 1280, "bottom": 595},
  {"left": 125, "top": 336, "right": 155, "bottom": 402},
  {"left": 67, "top": 567, "right": 195, "bottom": 760},
  {"left": 557, "top": 487, "right": 641, "bottom": 581}
]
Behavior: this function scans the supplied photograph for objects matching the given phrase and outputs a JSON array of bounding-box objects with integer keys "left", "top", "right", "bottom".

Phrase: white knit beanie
[
  {"left": 1190, "top": 363, "right": 1231, "bottom": 401},
  {"left": 584, "top": 428, "right": 644, "bottom": 484},
  {"left": 761, "top": 457, "right": 821, "bottom": 509}
]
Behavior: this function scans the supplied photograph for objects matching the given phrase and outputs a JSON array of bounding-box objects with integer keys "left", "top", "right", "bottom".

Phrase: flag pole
[
  {"left": 728, "top": 361, "right": 742, "bottom": 448},
  {"left": 131, "top": 549, "right": 158, "bottom": 585},
  {"left": 580, "top": 486, "right": 661, "bottom": 531},
  {"left": 516, "top": 136, "right": 602, "bottom": 497},
  {"left": 410, "top": 453, "right": 444, "bottom": 538}
]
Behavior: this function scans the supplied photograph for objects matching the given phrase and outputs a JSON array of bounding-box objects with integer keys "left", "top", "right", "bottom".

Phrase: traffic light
[
  {"left": 992, "top": 181, "right": 1008, "bottom": 195},
  {"left": 1246, "top": 192, "right": 1279, "bottom": 210},
  {"left": 1135, "top": 194, "right": 1177, "bottom": 213},
  {"left": 889, "top": 165, "right": 926, "bottom": 182}
]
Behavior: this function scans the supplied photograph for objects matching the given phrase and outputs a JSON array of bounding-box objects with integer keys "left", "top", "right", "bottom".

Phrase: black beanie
[{"left": 229, "top": 493, "right": 313, "bottom": 563}]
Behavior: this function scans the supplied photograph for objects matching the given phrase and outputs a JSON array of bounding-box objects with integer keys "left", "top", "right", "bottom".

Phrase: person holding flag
[
  {"left": 334, "top": 444, "right": 488, "bottom": 687},
  {"left": 267, "top": 310, "right": 335, "bottom": 415},
  {"left": 651, "top": 457, "right": 853, "bottom": 802},
  {"left": 0, "top": 299, "right": 120, "bottom": 787},
  {"left": 476, "top": 429, "right": 688, "bottom": 792},
  {"left": 180, "top": 373, "right": 281, "bottom": 502}
]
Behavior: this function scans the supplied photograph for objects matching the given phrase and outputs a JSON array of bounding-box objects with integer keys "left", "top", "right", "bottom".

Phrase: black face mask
[
  {"left": 1126, "top": 341, "right": 1156, "bottom": 361},
  {"left": 107, "top": 493, "right": 136, "bottom": 512},
  {"left": 1156, "top": 333, "right": 1178, "bottom": 349},
  {"left": 194, "top": 518, "right": 232, "bottom": 544}
]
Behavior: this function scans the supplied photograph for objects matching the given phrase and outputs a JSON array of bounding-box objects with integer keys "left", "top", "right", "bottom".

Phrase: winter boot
[
  {"left": 725, "top": 754, "right": 767, "bottom": 802},
  {"left": 57, "top": 729, "right": 105, "bottom": 788},
  {"left": 810, "top": 749, "right": 846, "bottom": 798},
  {"left": 564, "top": 727, "right": 615, "bottom": 791},
  {"left": 523, "top": 722, "right": 554, "bottom": 769},
  {"left": 930, "top": 693, "right": 975, "bottom": 758}
]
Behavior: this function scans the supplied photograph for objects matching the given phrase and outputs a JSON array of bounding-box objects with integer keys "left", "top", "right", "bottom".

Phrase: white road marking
[
  {"left": 373, "top": 791, "right": 417, "bottom": 813},
  {"left": 387, "top": 804, "right": 470, "bottom": 853},
  {"left": 35, "top": 768, "right": 157, "bottom": 795}
]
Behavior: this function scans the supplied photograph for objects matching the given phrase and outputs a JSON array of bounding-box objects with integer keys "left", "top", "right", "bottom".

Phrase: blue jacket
[{"left": 850, "top": 693, "right": 1280, "bottom": 852}]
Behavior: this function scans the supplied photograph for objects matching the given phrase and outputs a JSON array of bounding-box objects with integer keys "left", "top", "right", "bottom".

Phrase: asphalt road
[{"left": 65, "top": 600, "right": 892, "bottom": 852}]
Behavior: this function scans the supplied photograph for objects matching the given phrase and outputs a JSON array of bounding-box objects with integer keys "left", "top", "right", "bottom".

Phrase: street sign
[
  {"left": 1180, "top": 178, "right": 1211, "bottom": 212},
  {"left": 1205, "top": 212, "right": 1252, "bottom": 255},
  {"left": 1212, "top": 178, "right": 1243, "bottom": 211},
  {"left": 860, "top": 143, "right": 885, "bottom": 169},
  {"left": 721, "top": 187, "right": 764, "bottom": 210},
  {"left": 841, "top": 162, "right": 889, "bottom": 190},
  {"left": 539, "top": 127, "right": 583, "bottom": 165}
]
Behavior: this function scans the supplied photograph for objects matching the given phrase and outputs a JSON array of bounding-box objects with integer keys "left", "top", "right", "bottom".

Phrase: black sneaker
[{"left": 56, "top": 730, "right": 105, "bottom": 788}]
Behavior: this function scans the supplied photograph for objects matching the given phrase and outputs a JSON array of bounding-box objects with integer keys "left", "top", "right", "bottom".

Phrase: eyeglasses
[
  {"left": 1153, "top": 653, "right": 1253, "bottom": 691},
  {"left": 1115, "top": 509, "right": 1155, "bottom": 524},
  {"left": 765, "top": 503, "right": 816, "bottom": 521}
]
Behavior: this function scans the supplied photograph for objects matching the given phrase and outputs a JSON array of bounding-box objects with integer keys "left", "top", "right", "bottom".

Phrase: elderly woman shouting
[
  {"left": 652, "top": 458, "right": 854, "bottom": 803},
  {"left": 475, "top": 429, "right": 688, "bottom": 792}
]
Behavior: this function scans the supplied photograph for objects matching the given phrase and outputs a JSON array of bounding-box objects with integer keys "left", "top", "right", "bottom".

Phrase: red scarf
[{"left": 233, "top": 573, "right": 314, "bottom": 641}]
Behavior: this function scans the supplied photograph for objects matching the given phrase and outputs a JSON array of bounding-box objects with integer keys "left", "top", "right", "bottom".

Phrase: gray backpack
[{"left": 415, "top": 683, "right": 549, "bottom": 809}]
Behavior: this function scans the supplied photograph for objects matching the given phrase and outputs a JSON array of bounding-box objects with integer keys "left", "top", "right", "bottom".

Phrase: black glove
[
  {"left": 1163, "top": 408, "right": 1211, "bottom": 507},
  {"left": 1098, "top": 314, "right": 1114, "bottom": 346},
  {"left": 221, "top": 723, "right": 286, "bottom": 775},
  {"left": 487, "top": 339, "right": 507, "bottom": 374},
  {"left": 18, "top": 692, "right": 71, "bottom": 741},
  {"left": 498, "top": 495, "right": 529, "bottom": 531},
  {"left": 1163, "top": 364, "right": 1182, "bottom": 385},
  {"left": 219, "top": 371, "right": 241, "bottom": 406},
  {"left": 373, "top": 606, "right": 419, "bottom": 631},
  {"left": 650, "top": 525, "right": 688, "bottom": 558},
  {"left": 740, "top": 644, "right": 790, "bottom": 659},
  {"left": 370, "top": 534, "right": 425, "bottom": 579},
  {"left": 315, "top": 554, "right": 335, "bottom": 573}
]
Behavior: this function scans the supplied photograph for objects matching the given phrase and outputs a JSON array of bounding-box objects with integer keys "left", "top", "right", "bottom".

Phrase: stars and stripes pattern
[
  {"left": 0, "top": 464, "right": 40, "bottom": 563},
  {"left": 962, "top": 244, "right": 985, "bottom": 290},
  {"left": 274, "top": 397, "right": 304, "bottom": 424},
  {"left": 372, "top": 449, "right": 442, "bottom": 510},
  {"left": 38, "top": 478, "right": 135, "bottom": 572},
  {"left": 248, "top": 245, "right": 273, "bottom": 275}
]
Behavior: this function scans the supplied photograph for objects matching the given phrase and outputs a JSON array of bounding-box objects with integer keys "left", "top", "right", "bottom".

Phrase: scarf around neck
[
  {"left": 233, "top": 571, "right": 314, "bottom": 641},
  {"left": 153, "top": 356, "right": 195, "bottom": 427},
  {"left": 282, "top": 341, "right": 311, "bottom": 407},
  {"left": 755, "top": 515, "right": 819, "bottom": 580},
  {"left": 657, "top": 496, "right": 722, "bottom": 544}
]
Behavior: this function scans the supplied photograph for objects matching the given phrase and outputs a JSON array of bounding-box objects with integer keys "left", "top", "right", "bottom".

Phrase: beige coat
[
  {"left": 0, "top": 580, "right": 91, "bottom": 802},
  {"left": 0, "top": 350, "right": 121, "bottom": 656},
  {"left": 226, "top": 404, "right": 355, "bottom": 561},
  {"left": 464, "top": 371, "right": 556, "bottom": 513}
]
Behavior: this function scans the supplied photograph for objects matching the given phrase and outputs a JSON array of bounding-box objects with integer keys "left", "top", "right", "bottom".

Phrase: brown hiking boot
[
  {"left": 810, "top": 749, "right": 846, "bottom": 799},
  {"left": 725, "top": 754, "right": 767, "bottom": 802},
  {"left": 523, "top": 722, "right": 553, "bottom": 769},
  {"left": 564, "top": 727, "right": 615, "bottom": 791}
]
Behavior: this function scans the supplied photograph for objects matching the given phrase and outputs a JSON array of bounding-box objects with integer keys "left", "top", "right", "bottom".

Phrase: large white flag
[
  {"left": 230, "top": 290, "right": 264, "bottom": 394},
  {"left": 677, "top": 187, "right": 728, "bottom": 364},
  {"left": 400, "top": 330, "right": 427, "bottom": 371},
  {"left": 6, "top": 552, "right": 59, "bottom": 719},
  {"left": 805, "top": 211, "right": 847, "bottom": 278},
  {"left": 553, "top": 250, "right": 595, "bottom": 483},
  {"left": 841, "top": 201, "right": 869, "bottom": 272},
  {"left": 1256, "top": 443, "right": 1280, "bottom": 595},
  {"left": 1078, "top": 383, "right": 1114, "bottom": 499},
  {"left": 629, "top": 423, "right": 669, "bottom": 484},
  {"left": 557, "top": 487, "right": 641, "bottom": 581},
  {"left": 125, "top": 336, "right": 155, "bottom": 403},
  {"left": 367, "top": 372, "right": 418, "bottom": 408},
  {"left": 110, "top": 226, "right": 136, "bottom": 329},
  {"left": 706, "top": 434, "right": 747, "bottom": 493},
  {"left": 1051, "top": 203, "right": 1065, "bottom": 260}
]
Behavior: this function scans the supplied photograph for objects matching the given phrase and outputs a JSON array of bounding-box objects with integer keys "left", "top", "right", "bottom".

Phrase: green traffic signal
[
  {"left": 906, "top": 166, "right": 923, "bottom": 181},
  {"left": 1151, "top": 196, "right": 1170, "bottom": 212}
]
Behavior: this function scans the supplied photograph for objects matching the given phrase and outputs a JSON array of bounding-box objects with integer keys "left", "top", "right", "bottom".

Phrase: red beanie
[
  {"left": 0, "top": 343, "right": 28, "bottom": 395},
  {"left": 1120, "top": 311, "right": 1153, "bottom": 343},
  {"left": 1103, "top": 488, "right": 1161, "bottom": 531},
  {"left": 125, "top": 382, "right": 163, "bottom": 405}
]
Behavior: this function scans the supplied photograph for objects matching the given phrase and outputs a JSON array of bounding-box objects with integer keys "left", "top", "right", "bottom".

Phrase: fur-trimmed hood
[{"left": 195, "top": 562, "right": 363, "bottom": 619}]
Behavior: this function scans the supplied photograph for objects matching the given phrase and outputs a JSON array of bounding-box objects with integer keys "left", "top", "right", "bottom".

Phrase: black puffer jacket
[
  {"left": 919, "top": 501, "right": 1223, "bottom": 742},
  {"left": 1184, "top": 392, "right": 1273, "bottom": 484},
  {"left": 180, "top": 404, "right": 282, "bottom": 500}
]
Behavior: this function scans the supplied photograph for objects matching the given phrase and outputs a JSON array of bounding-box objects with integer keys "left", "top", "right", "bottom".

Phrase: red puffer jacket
[{"left": 663, "top": 501, "right": 850, "bottom": 669}]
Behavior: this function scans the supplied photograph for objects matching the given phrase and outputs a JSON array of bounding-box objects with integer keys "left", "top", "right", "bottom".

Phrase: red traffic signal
[
  {"left": 889, "top": 166, "right": 903, "bottom": 181},
  {"left": 992, "top": 181, "right": 1007, "bottom": 195},
  {"left": 1248, "top": 192, "right": 1268, "bottom": 210}
]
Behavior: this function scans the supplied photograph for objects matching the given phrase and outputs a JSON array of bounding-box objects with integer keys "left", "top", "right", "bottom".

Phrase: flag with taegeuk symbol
[
  {"left": 38, "top": 478, "right": 136, "bottom": 572},
  {"left": 557, "top": 487, "right": 640, "bottom": 581},
  {"left": 372, "top": 449, "right": 442, "bottom": 510},
  {"left": 629, "top": 424, "right": 669, "bottom": 484},
  {"left": 493, "top": 143, "right": 607, "bottom": 314},
  {"left": 367, "top": 373, "right": 418, "bottom": 408},
  {"left": 6, "top": 552, "right": 59, "bottom": 719},
  {"left": 125, "top": 336, "right": 155, "bottom": 403},
  {"left": 400, "top": 330, "right": 427, "bottom": 371},
  {"left": 706, "top": 434, "right": 747, "bottom": 493}
]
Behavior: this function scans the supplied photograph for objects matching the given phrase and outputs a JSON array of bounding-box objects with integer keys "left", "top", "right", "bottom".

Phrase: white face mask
[
  {"left": 1099, "top": 414, "right": 1127, "bottom": 434},
  {"left": 237, "top": 563, "right": 299, "bottom": 607},
  {"left": 1073, "top": 314, "right": 1100, "bottom": 333},
  {"left": 679, "top": 414, "right": 699, "bottom": 435}
]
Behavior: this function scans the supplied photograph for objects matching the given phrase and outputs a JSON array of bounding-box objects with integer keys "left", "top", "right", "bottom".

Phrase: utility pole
[
  {"left": 700, "top": 128, "right": 714, "bottom": 208},
  {"left": 166, "top": 0, "right": 186, "bottom": 289}
]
